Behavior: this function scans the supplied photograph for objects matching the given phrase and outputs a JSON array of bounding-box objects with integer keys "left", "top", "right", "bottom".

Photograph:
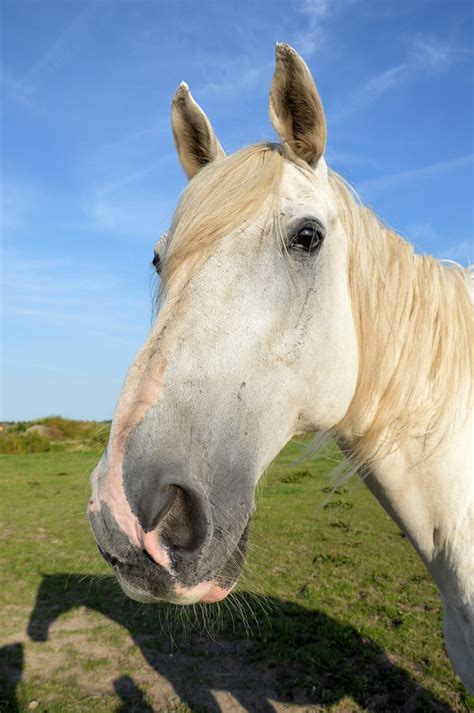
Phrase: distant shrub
[
  {"left": 0, "top": 416, "right": 111, "bottom": 453},
  {"left": 32, "top": 417, "right": 111, "bottom": 446},
  {"left": 86, "top": 425, "right": 110, "bottom": 448},
  {"left": 0, "top": 431, "right": 51, "bottom": 454},
  {"left": 7, "top": 422, "right": 29, "bottom": 434},
  {"left": 33, "top": 416, "right": 82, "bottom": 440}
]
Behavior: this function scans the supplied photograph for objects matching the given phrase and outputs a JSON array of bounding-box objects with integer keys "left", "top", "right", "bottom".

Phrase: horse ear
[
  {"left": 171, "top": 82, "right": 226, "bottom": 180},
  {"left": 269, "top": 43, "right": 327, "bottom": 167}
]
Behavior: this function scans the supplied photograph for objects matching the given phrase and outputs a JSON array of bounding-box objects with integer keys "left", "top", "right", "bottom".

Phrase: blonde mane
[
  {"left": 330, "top": 172, "right": 473, "bottom": 464},
  {"left": 161, "top": 143, "right": 473, "bottom": 465}
]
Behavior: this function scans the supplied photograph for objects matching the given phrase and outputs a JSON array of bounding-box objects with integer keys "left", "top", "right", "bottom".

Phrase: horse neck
[{"left": 328, "top": 184, "right": 474, "bottom": 686}]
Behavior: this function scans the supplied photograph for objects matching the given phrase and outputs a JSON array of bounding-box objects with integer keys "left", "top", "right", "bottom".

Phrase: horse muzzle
[{"left": 88, "top": 490, "right": 250, "bottom": 605}]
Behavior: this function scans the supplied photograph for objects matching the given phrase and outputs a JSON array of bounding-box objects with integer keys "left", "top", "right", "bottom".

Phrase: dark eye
[
  {"left": 152, "top": 252, "right": 161, "bottom": 274},
  {"left": 289, "top": 221, "right": 325, "bottom": 254}
]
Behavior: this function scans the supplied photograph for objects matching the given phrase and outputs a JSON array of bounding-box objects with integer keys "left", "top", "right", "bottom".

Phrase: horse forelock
[{"left": 159, "top": 142, "right": 301, "bottom": 291}]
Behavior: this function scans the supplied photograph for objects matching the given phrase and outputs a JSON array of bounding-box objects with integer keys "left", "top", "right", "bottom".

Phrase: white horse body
[{"left": 89, "top": 44, "right": 474, "bottom": 692}]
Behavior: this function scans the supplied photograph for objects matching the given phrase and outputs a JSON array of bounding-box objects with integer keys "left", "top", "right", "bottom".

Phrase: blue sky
[{"left": 1, "top": 0, "right": 473, "bottom": 421}]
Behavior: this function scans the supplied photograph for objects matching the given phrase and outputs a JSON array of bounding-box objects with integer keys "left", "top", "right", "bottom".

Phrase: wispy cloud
[
  {"left": 87, "top": 190, "right": 174, "bottom": 240},
  {"left": 405, "top": 221, "right": 438, "bottom": 244},
  {"left": 193, "top": 59, "right": 273, "bottom": 100},
  {"left": 2, "top": 250, "right": 147, "bottom": 341},
  {"left": 24, "top": 6, "right": 93, "bottom": 83},
  {"left": 0, "top": 178, "right": 45, "bottom": 233},
  {"left": 325, "top": 149, "right": 377, "bottom": 168},
  {"left": 1, "top": 4, "right": 95, "bottom": 112},
  {"left": 443, "top": 239, "right": 473, "bottom": 264},
  {"left": 403, "top": 222, "right": 473, "bottom": 265},
  {"left": 332, "top": 33, "right": 473, "bottom": 122},
  {"left": 294, "top": 0, "right": 359, "bottom": 57},
  {"left": 0, "top": 68, "right": 39, "bottom": 112},
  {"left": 300, "top": 0, "right": 331, "bottom": 17},
  {"left": 76, "top": 117, "right": 176, "bottom": 240},
  {"left": 80, "top": 149, "right": 176, "bottom": 240},
  {"left": 358, "top": 153, "right": 474, "bottom": 196},
  {"left": 93, "top": 154, "right": 174, "bottom": 201},
  {"left": 411, "top": 34, "right": 473, "bottom": 70},
  {"left": 192, "top": 0, "right": 357, "bottom": 101},
  {"left": 330, "top": 63, "right": 406, "bottom": 121},
  {"left": 2, "top": 248, "right": 152, "bottom": 420},
  {"left": 94, "top": 121, "right": 169, "bottom": 157}
]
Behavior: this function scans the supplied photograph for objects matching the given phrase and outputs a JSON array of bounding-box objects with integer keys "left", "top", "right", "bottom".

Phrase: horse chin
[
  {"left": 116, "top": 572, "right": 234, "bottom": 606},
  {"left": 117, "top": 574, "right": 230, "bottom": 605}
]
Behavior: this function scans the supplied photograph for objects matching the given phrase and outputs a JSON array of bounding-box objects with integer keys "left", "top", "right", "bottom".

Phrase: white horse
[{"left": 88, "top": 44, "right": 473, "bottom": 692}]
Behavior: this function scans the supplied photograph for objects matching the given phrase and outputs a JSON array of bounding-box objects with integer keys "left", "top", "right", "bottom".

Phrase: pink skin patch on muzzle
[
  {"left": 141, "top": 530, "right": 172, "bottom": 571},
  {"left": 174, "top": 581, "right": 231, "bottom": 604},
  {"left": 200, "top": 585, "right": 230, "bottom": 603}
]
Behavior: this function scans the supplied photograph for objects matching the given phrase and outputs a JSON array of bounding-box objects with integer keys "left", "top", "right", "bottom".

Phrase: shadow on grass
[
  {"left": 0, "top": 573, "right": 452, "bottom": 712},
  {"left": 0, "top": 643, "right": 23, "bottom": 712}
]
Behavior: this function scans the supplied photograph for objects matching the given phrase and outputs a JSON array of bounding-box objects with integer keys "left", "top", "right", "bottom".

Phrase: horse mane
[
  {"left": 330, "top": 172, "right": 474, "bottom": 464},
  {"left": 161, "top": 141, "right": 473, "bottom": 464}
]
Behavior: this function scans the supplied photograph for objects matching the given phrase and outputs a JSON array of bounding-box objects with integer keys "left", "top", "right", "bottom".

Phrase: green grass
[{"left": 0, "top": 437, "right": 472, "bottom": 712}]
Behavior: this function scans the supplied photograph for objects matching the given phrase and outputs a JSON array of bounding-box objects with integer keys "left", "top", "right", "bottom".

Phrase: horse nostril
[
  {"left": 137, "top": 484, "right": 180, "bottom": 534},
  {"left": 160, "top": 485, "right": 212, "bottom": 558},
  {"left": 136, "top": 483, "right": 212, "bottom": 561}
]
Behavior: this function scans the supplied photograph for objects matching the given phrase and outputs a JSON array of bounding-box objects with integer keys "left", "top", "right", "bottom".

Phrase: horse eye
[
  {"left": 152, "top": 252, "right": 161, "bottom": 274},
  {"left": 290, "top": 222, "right": 325, "bottom": 254}
]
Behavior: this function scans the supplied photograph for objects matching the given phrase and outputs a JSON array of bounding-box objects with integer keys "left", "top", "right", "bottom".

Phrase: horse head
[{"left": 88, "top": 44, "right": 358, "bottom": 604}]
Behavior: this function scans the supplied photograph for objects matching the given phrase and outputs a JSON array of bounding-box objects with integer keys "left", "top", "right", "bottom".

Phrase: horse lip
[
  {"left": 97, "top": 543, "right": 165, "bottom": 573},
  {"left": 97, "top": 545, "right": 123, "bottom": 568}
]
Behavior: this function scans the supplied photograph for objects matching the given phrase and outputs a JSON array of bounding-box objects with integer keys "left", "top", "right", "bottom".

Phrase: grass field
[{"left": 0, "top": 433, "right": 472, "bottom": 712}]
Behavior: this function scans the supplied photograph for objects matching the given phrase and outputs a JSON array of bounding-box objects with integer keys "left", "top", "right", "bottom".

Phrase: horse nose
[{"left": 137, "top": 483, "right": 213, "bottom": 563}]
